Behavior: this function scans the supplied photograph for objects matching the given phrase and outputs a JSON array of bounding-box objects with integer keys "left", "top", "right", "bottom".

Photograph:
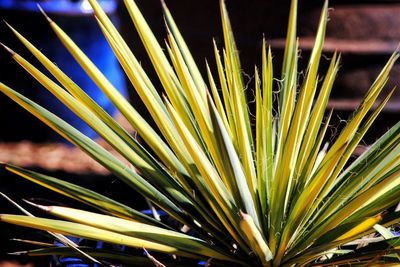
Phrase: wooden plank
[
  {"left": 327, "top": 99, "right": 400, "bottom": 112},
  {"left": 269, "top": 38, "right": 399, "bottom": 55}
]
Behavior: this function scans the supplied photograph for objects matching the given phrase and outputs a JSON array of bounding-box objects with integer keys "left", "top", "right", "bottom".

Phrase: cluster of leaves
[{"left": 0, "top": 0, "right": 399, "bottom": 266}]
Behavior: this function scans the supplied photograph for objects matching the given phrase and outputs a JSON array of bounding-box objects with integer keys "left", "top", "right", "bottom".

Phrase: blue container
[{"left": 0, "top": 0, "right": 127, "bottom": 141}]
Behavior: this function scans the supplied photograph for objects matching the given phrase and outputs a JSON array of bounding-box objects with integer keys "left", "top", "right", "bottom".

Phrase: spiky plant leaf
[{"left": 0, "top": 0, "right": 399, "bottom": 266}]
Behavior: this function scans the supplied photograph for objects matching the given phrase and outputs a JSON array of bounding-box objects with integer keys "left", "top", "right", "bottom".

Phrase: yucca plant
[{"left": 0, "top": 0, "right": 399, "bottom": 266}]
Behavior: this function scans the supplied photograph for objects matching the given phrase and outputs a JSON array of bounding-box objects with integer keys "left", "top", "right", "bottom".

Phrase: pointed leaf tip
[
  {"left": 160, "top": 0, "right": 166, "bottom": 8},
  {"left": 239, "top": 209, "right": 246, "bottom": 219},
  {"left": 7, "top": 251, "right": 28, "bottom": 256},
  {"left": 395, "top": 43, "right": 400, "bottom": 53},
  {"left": 0, "top": 42, "right": 16, "bottom": 55},
  {"left": 37, "top": 4, "right": 53, "bottom": 23},
  {"left": 0, "top": 192, "right": 9, "bottom": 201},
  {"left": 22, "top": 199, "right": 51, "bottom": 212}
]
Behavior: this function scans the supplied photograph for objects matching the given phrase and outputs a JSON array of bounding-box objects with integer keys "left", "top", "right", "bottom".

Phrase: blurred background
[{"left": 0, "top": 0, "right": 399, "bottom": 266}]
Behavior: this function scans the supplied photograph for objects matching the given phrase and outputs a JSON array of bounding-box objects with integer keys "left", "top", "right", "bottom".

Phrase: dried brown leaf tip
[
  {"left": 144, "top": 248, "right": 167, "bottom": 267},
  {"left": 0, "top": 41, "right": 16, "bottom": 56}
]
